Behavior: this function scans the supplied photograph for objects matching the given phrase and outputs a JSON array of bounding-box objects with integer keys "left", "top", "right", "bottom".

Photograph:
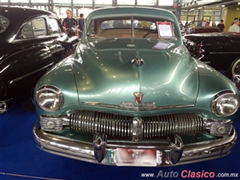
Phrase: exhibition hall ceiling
[{"left": 181, "top": 0, "right": 240, "bottom": 9}]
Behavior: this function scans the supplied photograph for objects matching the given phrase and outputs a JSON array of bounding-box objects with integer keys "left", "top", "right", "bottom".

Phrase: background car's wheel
[
  {"left": 21, "top": 97, "right": 35, "bottom": 111},
  {"left": 226, "top": 57, "right": 240, "bottom": 78}
]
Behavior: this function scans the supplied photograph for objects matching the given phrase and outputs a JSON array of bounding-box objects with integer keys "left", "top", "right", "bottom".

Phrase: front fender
[
  {"left": 34, "top": 57, "right": 79, "bottom": 116},
  {"left": 195, "top": 59, "right": 239, "bottom": 120}
]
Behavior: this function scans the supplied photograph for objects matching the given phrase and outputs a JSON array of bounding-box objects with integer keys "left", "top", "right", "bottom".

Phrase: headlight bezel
[
  {"left": 212, "top": 91, "right": 240, "bottom": 117},
  {"left": 35, "top": 85, "right": 64, "bottom": 112}
]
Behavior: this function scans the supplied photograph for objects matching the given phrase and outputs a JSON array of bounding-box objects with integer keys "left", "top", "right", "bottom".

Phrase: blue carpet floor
[{"left": 0, "top": 103, "right": 240, "bottom": 180}]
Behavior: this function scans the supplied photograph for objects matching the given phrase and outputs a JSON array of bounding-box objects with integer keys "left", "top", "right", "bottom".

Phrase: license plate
[{"left": 115, "top": 148, "right": 157, "bottom": 166}]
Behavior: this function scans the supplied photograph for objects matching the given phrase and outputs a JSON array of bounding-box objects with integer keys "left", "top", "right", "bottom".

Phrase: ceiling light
[
  {"left": 238, "top": 2, "right": 240, "bottom": 5},
  {"left": 221, "top": 5, "right": 225, "bottom": 7}
]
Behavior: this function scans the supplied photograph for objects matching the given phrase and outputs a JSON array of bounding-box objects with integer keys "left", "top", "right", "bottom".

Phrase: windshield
[
  {"left": 87, "top": 16, "right": 178, "bottom": 41},
  {"left": 0, "top": 15, "right": 10, "bottom": 33}
]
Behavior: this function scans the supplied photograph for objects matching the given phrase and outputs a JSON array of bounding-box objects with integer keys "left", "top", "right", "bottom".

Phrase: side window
[
  {"left": 48, "top": 18, "right": 62, "bottom": 34},
  {"left": 21, "top": 21, "right": 34, "bottom": 38},
  {"left": 0, "top": 15, "right": 10, "bottom": 33},
  {"left": 18, "top": 17, "right": 47, "bottom": 39},
  {"left": 32, "top": 17, "right": 47, "bottom": 36},
  {"left": 88, "top": 20, "right": 96, "bottom": 35}
]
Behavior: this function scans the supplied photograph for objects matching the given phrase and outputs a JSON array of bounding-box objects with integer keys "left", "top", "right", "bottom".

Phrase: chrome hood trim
[{"left": 81, "top": 101, "right": 195, "bottom": 111}]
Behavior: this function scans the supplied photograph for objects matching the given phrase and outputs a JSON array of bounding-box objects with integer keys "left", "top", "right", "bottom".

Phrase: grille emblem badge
[
  {"left": 133, "top": 92, "right": 144, "bottom": 104},
  {"left": 131, "top": 57, "right": 144, "bottom": 66}
]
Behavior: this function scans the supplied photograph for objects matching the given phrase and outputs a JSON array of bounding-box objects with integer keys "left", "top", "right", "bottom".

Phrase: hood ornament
[
  {"left": 131, "top": 57, "right": 144, "bottom": 66},
  {"left": 133, "top": 92, "right": 144, "bottom": 104}
]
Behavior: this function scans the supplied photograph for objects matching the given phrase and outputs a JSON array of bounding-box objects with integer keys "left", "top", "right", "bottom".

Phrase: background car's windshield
[
  {"left": 87, "top": 16, "right": 178, "bottom": 40},
  {"left": 0, "top": 15, "right": 10, "bottom": 33}
]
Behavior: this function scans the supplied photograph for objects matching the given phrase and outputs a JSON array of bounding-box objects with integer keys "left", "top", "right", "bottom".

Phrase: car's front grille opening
[{"left": 69, "top": 110, "right": 204, "bottom": 138}]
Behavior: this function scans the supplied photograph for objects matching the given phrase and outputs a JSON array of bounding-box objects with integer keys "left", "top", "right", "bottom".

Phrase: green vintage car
[{"left": 33, "top": 7, "right": 239, "bottom": 166}]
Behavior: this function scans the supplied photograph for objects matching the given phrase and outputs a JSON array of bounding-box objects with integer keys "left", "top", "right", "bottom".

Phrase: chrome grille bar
[
  {"left": 69, "top": 110, "right": 204, "bottom": 137},
  {"left": 142, "top": 114, "right": 204, "bottom": 138},
  {"left": 70, "top": 111, "right": 132, "bottom": 137}
]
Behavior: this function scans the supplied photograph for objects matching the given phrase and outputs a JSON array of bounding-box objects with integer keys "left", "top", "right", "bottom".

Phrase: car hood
[{"left": 72, "top": 39, "right": 198, "bottom": 108}]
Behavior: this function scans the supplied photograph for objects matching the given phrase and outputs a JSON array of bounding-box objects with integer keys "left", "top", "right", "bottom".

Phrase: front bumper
[
  {"left": 33, "top": 121, "right": 237, "bottom": 166},
  {"left": 0, "top": 98, "right": 14, "bottom": 114}
]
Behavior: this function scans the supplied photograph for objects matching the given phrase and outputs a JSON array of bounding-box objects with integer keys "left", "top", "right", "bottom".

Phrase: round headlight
[
  {"left": 212, "top": 91, "right": 240, "bottom": 117},
  {"left": 35, "top": 86, "right": 63, "bottom": 112}
]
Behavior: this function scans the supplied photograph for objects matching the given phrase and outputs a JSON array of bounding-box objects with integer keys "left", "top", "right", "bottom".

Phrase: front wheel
[{"left": 226, "top": 57, "right": 240, "bottom": 79}]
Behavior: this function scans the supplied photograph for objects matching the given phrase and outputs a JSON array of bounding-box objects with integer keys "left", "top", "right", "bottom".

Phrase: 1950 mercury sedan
[{"left": 33, "top": 7, "right": 239, "bottom": 166}]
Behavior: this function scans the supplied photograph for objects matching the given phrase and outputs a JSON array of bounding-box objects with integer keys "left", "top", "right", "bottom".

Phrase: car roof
[
  {"left": 0, "top": 6, "right": 55, "bottom": 42},
  {"left": 87, "top": 6, "right": 177, "bottom": 23},
  {"left": 0, "top": 6, "right": 52, "bottom": 19}
]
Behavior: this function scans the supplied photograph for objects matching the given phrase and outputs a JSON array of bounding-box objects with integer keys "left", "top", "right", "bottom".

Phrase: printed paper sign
[
  {"left": 153, "top": 41, "right": 171, "bottom": 50},
  {"left": 156, "top": 21, "right": 173, "bottom": 37}
]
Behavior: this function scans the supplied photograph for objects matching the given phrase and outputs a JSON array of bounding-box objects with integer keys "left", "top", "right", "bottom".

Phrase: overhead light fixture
[
  {"left": 221, "top": 5, "right": 225, "bottom": 7},
  {"left": 238, "top": 2, "right": 240, "bottom": 5}
]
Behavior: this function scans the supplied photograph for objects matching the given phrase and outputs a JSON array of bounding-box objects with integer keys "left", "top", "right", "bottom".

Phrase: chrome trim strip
[
  {"left": 42, "top": 113, "right": 233, "bottom": 137},
  {"left": 80, "top": 102, "right": 195, "bottom": 111},
  {"left": 10, "top": 63, "right": 54, "bottom": 84},
  {"left": 33, "top": 121, "right": 237, "bottom": 166},
  {"left": 209, "top": 52, "right": 240, "bottom": 55},
  {"left": 198, "top": 54, "right": 205, "bottom": 60}
]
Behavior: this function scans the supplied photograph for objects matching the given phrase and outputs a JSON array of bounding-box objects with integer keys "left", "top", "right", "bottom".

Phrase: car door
[{"left": 8, "top": 16, "right": 56, "bottom": 98}]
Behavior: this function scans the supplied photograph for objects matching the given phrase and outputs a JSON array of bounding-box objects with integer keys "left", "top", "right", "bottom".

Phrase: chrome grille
[
  {"left": 69, "top": 110, "right": 204, "bottom": 137},
  {"left": 143, "top": 114, "right": 204, "bottom": 138}
]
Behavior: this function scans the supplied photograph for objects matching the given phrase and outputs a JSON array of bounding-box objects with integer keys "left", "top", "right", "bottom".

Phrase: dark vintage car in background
[
  {"left": 0, "top": 6, "right": 79, "bottom": 113},
  {"left": 183, "top": 32, "right": 240, "bottom": 78},
  {"left": 186, "top": 26, "right": 220, "bottom": 34},
  {"left": 33, "top": 7, "right": 239, "bottom": 166},
  {"left": 181, "top": 21, "right": 220, "bottom": 35}
]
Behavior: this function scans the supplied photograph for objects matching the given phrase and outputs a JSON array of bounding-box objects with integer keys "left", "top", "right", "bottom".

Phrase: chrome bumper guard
[
  {"left": 33, "top": 121, "right": 237, "bottom": 166},
  {"left": 0, "top": 98, "right": 13, "bottom": 114}
]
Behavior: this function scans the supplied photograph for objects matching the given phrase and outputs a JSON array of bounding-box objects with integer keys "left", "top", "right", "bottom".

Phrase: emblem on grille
[
  {"left": 133, "top": 92, "right": 144, "bottom": 104},
  {"left": 131, "top": 57, "right": 144, "bottom": 66}
]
